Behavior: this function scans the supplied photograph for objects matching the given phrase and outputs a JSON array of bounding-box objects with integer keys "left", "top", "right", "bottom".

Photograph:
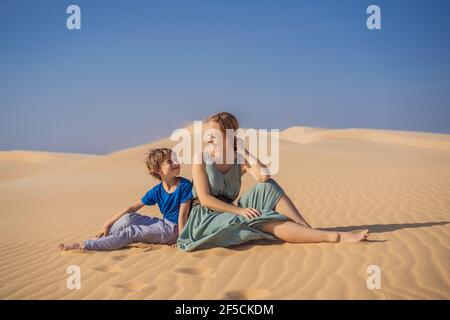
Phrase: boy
[{"left": 58, "top": 148, "right": 192, "bottom": 251}]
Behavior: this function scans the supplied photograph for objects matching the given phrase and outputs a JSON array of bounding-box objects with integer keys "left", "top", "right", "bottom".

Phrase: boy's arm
[
  {"left": 95, "top": 200, "right": 145, "bottom": 239},
  {"left": 177, "top": 200, "right": 191, "bottom": 233}
]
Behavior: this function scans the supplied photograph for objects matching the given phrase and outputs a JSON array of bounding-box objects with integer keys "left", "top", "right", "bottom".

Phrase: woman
[{"left": 177, "top": 112, "right": 369, "bottom": 251}]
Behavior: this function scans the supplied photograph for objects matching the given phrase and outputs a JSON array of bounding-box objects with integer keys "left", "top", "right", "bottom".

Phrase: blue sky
[{"left": 1, "top": 0, "right": 449, "bottom": 154}]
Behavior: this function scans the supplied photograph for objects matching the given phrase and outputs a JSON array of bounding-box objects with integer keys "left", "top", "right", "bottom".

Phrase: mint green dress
[{"left": 177, "top": 154, "right": 289, "bottom": 251}]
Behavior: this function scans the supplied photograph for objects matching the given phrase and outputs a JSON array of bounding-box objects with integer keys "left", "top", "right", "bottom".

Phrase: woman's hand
[
  {"left": 94, "top": 224, "right": 111, "bottom": 239},
  {"left": 236, "top": 207, "right": 261, "bottom": 219},
  {"left": 239, "top": 147, "right": 271, "bottom": 182}
]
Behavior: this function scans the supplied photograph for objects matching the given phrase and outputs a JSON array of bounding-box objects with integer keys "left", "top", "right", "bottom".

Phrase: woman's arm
[
  {"left": 192, "top": 153, "right": 260, "bottom": 218},
  {"left": 95, "top": 200, "right": 144, "bottom": 238},
  {"left": 241, "top": 148, "right": 271, "bottom": 182},
  {"left": 177, "top": 200, "right": 191, "bottom": 232}
]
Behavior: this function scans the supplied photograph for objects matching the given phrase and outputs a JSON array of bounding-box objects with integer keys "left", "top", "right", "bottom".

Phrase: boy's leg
[
  {"left": 83, "top": 224, "right": 151, "bottom": 251},
  {"left": 109, "top": 213, "right": 156, "bottom": 235},
  {"left": 83, "top": 218, "right": 178, "bottom": 251},
  {"left": 139, "top": 219, "right": 179, "bottom": 245}
]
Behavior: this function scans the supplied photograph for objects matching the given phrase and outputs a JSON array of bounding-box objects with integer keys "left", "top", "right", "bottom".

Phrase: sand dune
[
  {"left": 0, "top": 126, "right": 449, "bottom": 299},
  {"left": 281, "top": 126, "right": 450, "bottom": 151},
  {"left": 0, "top": 150, "right": 97, "bottom": 183}
]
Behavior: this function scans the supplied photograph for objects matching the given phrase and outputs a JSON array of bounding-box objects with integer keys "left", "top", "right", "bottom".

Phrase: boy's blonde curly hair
[{"left": 145, "top": 148, "right": 173, "bottom": 180}]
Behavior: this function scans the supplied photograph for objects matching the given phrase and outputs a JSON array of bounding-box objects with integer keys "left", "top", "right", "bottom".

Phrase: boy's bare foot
[
  {"left": 57, "top": 242, "right": 82, "bottom": 251},
  {"left": 338, "top": 229, "right": 369, "bottom": 242}
]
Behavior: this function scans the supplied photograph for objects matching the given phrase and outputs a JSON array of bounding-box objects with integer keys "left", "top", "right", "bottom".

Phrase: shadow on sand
[
  {"left": 319, "top": 221, "right": 449, "bottom": 233},
  {"left": 227, "top": 221, "right": 449, "bottom": 251}
]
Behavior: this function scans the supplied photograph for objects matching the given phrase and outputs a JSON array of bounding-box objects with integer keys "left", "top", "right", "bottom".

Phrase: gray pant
[{"left": 83, "top": 213, "right": 178, "bottom": 251}]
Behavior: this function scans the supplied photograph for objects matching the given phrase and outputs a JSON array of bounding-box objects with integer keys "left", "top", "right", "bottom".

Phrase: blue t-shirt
[{"left": 140, "top": 177, "right": 193, "bottom": 224}]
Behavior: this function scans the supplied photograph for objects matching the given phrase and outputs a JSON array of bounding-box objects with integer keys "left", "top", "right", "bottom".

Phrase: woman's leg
[
  {"left": 239, "top": 179, "right": 311, "bottom": 227},
  {"left": 259, "top": 221, "right": 369, "bottom": 243},
  {"left": 274, "top": 193, "right": 312, "bottom": 228}
]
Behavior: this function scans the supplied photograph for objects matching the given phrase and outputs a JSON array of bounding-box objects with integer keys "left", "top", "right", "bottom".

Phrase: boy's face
[{"left": 157, "top": 155, "right": 180, "bottom": 179}]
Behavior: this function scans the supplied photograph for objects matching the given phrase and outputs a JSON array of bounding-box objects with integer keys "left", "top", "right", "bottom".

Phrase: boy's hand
[
  {"left": 170, "top": 243, "right": 177, "bottom": 249},
  {"left": 95, "top": 225, "right": 111, "bottom": 239}
]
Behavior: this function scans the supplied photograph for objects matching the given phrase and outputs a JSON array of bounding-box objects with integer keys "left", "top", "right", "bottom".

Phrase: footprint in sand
[
  {"left": 112, "top": 282, "right": 156, "bottom": 292},
  {"left": 224, "top": 288, "right": 271, "bottom": 299},
  {"left": 93, "top": 265, "right": 123, "bottom": 273},
  {"left": 110, "top": 255, "right": 127, "bottom": 261},
  {"left": 110, "top": 247, "right": 149, "bottom": 260},
  {"left": 174, "top": 267, "right": 212, "bottom": 278}
]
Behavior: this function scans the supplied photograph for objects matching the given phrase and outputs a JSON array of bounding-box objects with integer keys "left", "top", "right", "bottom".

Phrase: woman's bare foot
[
  {"left": 338, "top": 229, "right": 369, "bottom": 242},
  {"left": 57, "top": 242, "right": 82, "bottom": 251}
]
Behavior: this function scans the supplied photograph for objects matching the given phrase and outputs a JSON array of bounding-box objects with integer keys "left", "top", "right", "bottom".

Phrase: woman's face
[
  {"left": 205, "top": 120, "right": 223, "bottom": 148},
  {"left": 206, "top": 121, "right": 234, "bottom": 149}
]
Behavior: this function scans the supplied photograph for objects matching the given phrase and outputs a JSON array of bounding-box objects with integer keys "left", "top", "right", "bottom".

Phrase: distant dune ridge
[
  {"left": 280, "top": 127, "right": 450, "bottom": 151},
  {"left": 0, "top": 150, "right": 96, "bottom": 183},
  {"left": 0, "top": 126, "right": 449, "bottom": 299}
]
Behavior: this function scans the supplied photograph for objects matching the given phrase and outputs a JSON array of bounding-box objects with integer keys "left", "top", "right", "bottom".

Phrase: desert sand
[{"left": 0, "top": 126, "right": 449, "bottom": 299}]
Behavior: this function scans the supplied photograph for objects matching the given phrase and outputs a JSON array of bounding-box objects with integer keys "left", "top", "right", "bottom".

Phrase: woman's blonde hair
[{"left": 205, "top": 112, "right": 239, "bottom": 150}]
